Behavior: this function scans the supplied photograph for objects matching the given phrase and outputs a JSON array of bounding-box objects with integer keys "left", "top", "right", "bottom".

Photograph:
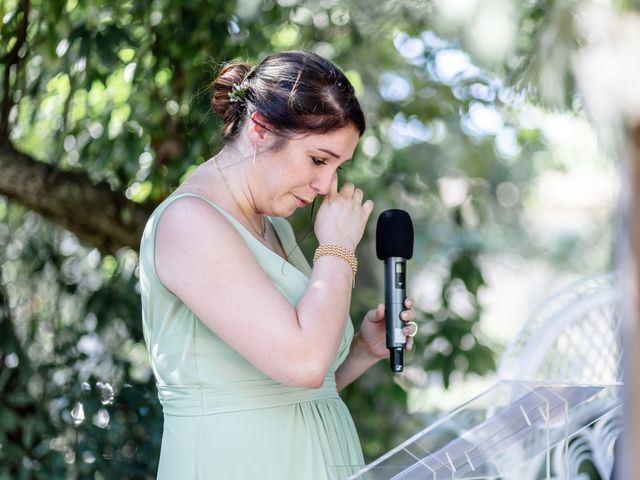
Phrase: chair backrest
[
  {"left": 498, "top": 273, "right": 622, "bottom": 384},
  {"left": 496, "top": 273, "right": 623, "bottom": 480}
]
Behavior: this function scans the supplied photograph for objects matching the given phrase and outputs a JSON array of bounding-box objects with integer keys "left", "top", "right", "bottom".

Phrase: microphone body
[
  {"left": 376, "top": 209, "right": 414, "bottom": 373},
  {"left": 384, "top": 257, "right": 407, "bottom": 372}
]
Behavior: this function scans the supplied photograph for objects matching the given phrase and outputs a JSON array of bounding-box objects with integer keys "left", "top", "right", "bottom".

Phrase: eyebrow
[{"left": 316, "top": 148, "right": 352, "bottom": 162}]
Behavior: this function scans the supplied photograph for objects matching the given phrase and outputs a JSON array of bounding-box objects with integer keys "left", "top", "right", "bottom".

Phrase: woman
[{"left": 139, "top": 51, "right": 417, "bottom": 479}]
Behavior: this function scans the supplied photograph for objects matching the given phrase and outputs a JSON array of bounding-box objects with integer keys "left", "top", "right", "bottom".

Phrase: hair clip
[{"left": 228, "top": 82, "right": 248, "bottom": 103}]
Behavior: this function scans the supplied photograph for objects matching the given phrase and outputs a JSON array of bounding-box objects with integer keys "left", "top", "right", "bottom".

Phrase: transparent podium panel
[{"left": 329, "top": 381, "right": 621, "bottom": 480}]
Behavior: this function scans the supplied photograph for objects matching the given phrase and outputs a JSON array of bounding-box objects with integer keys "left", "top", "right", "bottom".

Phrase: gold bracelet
[{"left": 313, "top": 244, "right": 358, "bottom": 288}]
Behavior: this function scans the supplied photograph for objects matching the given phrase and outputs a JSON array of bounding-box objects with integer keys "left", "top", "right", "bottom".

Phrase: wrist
[
  {"left": 315, "top": 234, "right": 357, "bottom": 252},
  {"left": 313, "top": 244, "right": 358, "bottom": 287}
]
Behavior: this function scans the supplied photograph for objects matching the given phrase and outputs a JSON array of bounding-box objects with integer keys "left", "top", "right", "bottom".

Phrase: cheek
[
  {"left": 264, "top": 169, "right": 293, "bottom": 199},
  {"left": 260, "top": 153, "right": 312, "bottom": 195}
]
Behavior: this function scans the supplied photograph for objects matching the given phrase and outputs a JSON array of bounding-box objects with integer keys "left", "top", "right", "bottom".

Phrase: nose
[{"left": 311, "top": 170, "right": 336, "bottom": 195}]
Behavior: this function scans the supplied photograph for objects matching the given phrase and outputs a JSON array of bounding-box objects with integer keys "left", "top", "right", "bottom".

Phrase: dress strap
[{"left": 154, "top": 192, "right": 257, "bottom": 242}]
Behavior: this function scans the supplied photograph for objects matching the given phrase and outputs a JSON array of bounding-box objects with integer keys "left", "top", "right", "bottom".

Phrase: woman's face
[{"left": 254, "top": 125, "right": 361, "bottom": 217}]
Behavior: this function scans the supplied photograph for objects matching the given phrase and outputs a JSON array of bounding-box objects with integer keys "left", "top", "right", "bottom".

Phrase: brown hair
[{"left": 211, "top": 51, "right": 365, "bottom": 144}]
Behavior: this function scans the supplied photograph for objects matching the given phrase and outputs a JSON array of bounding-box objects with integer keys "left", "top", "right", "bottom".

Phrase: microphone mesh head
[{"left": 376, "top": 209, "right": 414, "bottom": 259}]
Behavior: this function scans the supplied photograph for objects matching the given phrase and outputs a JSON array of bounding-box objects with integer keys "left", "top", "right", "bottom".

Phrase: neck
[{"left": 209, "top": 148, "right": 266, "bottom": 237}]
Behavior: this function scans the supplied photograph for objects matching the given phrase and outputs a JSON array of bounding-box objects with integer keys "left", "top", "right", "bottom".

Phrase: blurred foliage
[
  {"left": 0, "top": 199, "right": 162, "bottom": 479},
  {"left": 0, "top": 0, "right": 613, "bottom": 477}
]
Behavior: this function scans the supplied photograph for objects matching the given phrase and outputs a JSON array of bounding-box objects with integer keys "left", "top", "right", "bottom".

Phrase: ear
[{"left": 248, "top": 111, "right": 271, "bottom": 141}]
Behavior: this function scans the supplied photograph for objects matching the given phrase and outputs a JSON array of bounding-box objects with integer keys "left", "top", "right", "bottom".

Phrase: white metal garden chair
[{"left": 496, "top": 273, "right": 623, "bottom": 479}]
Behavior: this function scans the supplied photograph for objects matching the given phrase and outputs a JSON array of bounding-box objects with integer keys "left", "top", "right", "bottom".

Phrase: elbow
[
  {"left": 281, "top": 360, "right": 330, "bottom": 389},
  {"left": 301, "top": 372, "right": 326, "bottom": 389}
]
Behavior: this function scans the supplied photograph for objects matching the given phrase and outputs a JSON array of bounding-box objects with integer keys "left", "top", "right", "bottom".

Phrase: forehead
[{"left": 290, "top": 126, "right": 360, "bottom": 158}]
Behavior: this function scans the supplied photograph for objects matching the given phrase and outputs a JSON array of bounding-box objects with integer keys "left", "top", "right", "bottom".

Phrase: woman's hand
[
  {"left": 314, "top": 177, "right": 374, "bottom": 251},
  {"left": 354, "top": 297, "right": 418, "bottom": 361},
  {"left": 335, "top": 297, "right": 418, "bottom": 390}
]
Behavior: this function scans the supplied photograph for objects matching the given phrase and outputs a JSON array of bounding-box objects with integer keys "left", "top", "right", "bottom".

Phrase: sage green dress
[{"left": 139, "top": 193, "right": 364, "bottom": 479}]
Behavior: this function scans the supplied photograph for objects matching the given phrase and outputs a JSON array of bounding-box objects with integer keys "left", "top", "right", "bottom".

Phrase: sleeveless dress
[{"left": 139, "top": 192, "right": 364, "bottom": 479}]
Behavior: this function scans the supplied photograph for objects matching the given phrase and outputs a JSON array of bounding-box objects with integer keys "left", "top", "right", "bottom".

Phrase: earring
[{"left": 252, "top": 145, "right": 258, "bottom": 164}]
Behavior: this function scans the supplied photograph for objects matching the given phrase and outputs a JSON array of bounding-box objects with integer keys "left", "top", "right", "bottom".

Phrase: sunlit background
[{"left": 409, "top": 107, "right": 616, "bottom": 412}]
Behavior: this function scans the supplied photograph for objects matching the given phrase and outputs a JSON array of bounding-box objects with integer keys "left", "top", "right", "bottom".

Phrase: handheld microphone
[{"left": 376, "top": 209, "right": 414, "bottom": 373}]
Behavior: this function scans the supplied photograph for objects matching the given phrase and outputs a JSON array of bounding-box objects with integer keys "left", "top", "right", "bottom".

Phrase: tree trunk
[{"left": 0, "top": 142, "right": 153, "bottom": 254}]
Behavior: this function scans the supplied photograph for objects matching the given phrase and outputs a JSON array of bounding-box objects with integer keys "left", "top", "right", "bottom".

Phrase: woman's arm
[{"left": 155, "top": 181, "right": 373, "bottom": 389}]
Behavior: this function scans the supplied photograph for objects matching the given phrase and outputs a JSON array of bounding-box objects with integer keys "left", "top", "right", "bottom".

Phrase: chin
[
  {"left": 282, "top": 206, "right": 299, "bottom": 218},
  {"left": 268, "top": 203, "right": 296, "bottom": 218}
]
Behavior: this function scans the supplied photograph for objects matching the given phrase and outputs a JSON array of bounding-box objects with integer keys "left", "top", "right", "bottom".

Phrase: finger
[
  {"left": 404, "top": 321, "right": 418, "bottom": 338},
  {"left": 406, "top": 337, "right": 414, "bottom": 351},
  {"left": 353, "top": 188, "right": 364, "bottom": 204},
  {"left": 372, "top": 303, "right": 385, "bottom": 323},
  {"left": 362, "top": 199, "right": 374, "bottom": 218},
  {"left": 326, "top": 174, "right": 339, "bottom": 200},
  {"left": 404, "top": 297, "right": 414, "bottom": 309},
  {"left": 401, "top": 310, "right": 416, "bottom": 322},
  {"left": 340, "top": 182, "right": 355, "bottom": 197},
  {"left": 363, "top": 303, "right": 385, "bottom": 324},
  {"left": 402, "top": 325, "right": 413, "bottom": 336},
  {"left": 363, "top": 308, "right": 376, "bottom": 323}
]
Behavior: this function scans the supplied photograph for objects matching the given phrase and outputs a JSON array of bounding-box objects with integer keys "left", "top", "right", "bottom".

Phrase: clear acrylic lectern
[{"left": 329, "top": 381, "right": 621, "bottom": 479}]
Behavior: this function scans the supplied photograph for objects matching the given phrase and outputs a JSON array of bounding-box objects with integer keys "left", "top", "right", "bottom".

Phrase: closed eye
[{"left": 311, "top": 156, "right": 343, "bottom": 170}]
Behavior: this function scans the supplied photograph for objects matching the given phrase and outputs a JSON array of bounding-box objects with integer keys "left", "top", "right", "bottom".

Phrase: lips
[{"left": 292, "top": 194, "right": 310, "bottom": 206}]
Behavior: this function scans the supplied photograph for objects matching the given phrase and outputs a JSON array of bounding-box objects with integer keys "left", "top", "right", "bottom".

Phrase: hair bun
[
  {"left": 211, "top": 61, "right": 252, "bottom": 116},
  {"left": 210, "top": 51, "right": 365, "bottom": 144}
]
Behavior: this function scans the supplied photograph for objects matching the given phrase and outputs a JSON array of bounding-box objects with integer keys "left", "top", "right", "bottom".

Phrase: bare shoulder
[
  {"left": 156, "top": 194, "right": 232, "bottom": 250},
  {"left": 157, "top": 193, "right": 222, "bottom": 233},
  {"left": 154, "top": 194, "right": 255, "bottom": 294}
]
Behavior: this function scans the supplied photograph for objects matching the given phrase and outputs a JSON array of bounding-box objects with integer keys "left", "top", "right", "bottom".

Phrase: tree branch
[{"left": 0, "top": 142, "right": 153, "bottom": 254}]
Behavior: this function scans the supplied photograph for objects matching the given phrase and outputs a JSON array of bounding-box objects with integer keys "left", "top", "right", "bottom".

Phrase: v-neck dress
[{"left": 139, "top": 192, "right": 364, "bottom": 479}]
